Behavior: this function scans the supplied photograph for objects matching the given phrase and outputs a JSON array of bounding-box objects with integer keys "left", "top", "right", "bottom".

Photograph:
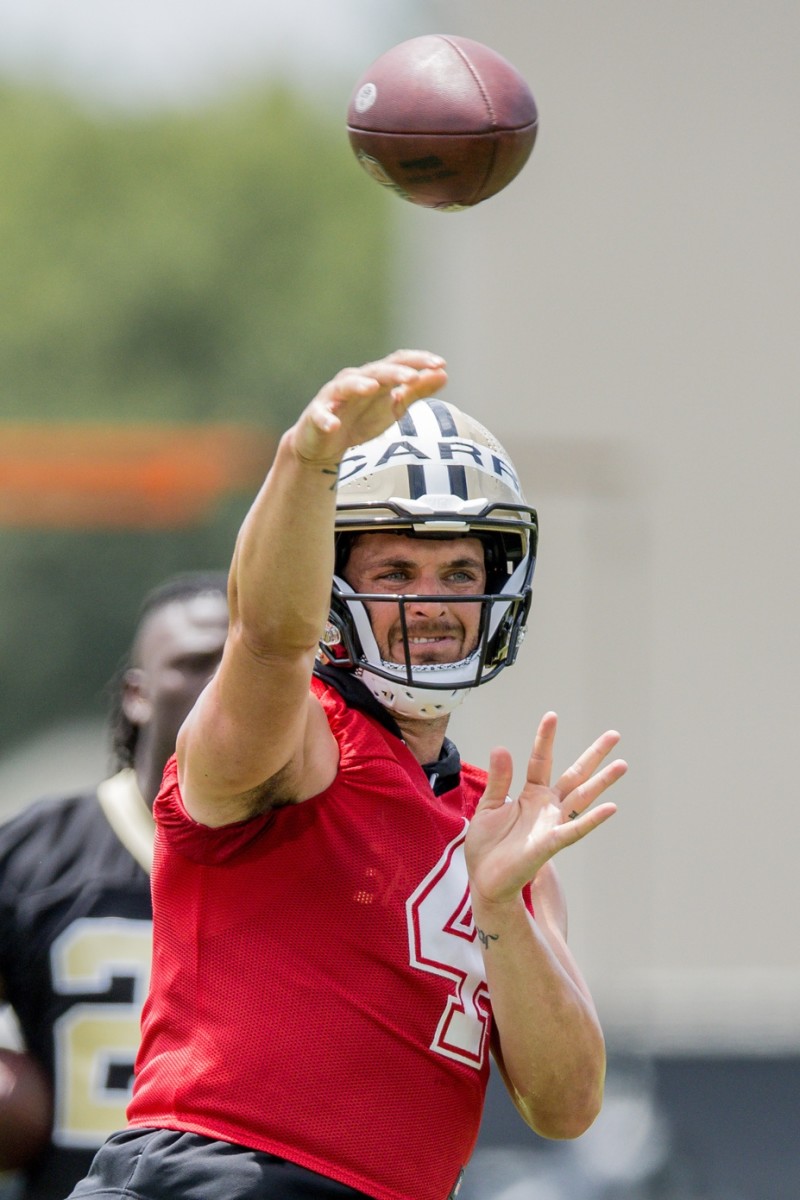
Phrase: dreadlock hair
[{"left": 107, "top": 571, "right": 228, "bottom": 772}]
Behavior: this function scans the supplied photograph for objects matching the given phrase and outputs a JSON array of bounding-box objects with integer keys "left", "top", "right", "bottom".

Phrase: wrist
[
  {"left": 278, "top": 429, "right": 341, "bottom": 484},
  {"left": 469, "top": 888, "right": 528, "bottom": 924},
  {"left": 284, "top": 422, "right": 342, "bottom": 474}
]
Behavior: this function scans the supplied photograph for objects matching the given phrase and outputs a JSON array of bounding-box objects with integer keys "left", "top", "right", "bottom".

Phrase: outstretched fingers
[
  {"left": 525, "top": 711, "right": 559, "bottom": 788},
  {"left": 560, "top": 755, "right": 627, "bottom": 828},
  {"left": 476, "top": 746, "right": 515, "bottom": 812},
  {"left": 298, "top": 351, "right": 446, "bottom": 464},
  {"left": 335, "top": 351, "right": 447, "bottom": 403},
  {"left": 383, "top": 348, "right": 448, "bottom": 374},
  {"left": 334, "top": 352, "right": 446, "bottom": 425},
  {"left": 555, "top": 729, "right": 622, "bottom": 799},
  {"left": 532, "top": 723, "right": 627, "bottom": 828}
]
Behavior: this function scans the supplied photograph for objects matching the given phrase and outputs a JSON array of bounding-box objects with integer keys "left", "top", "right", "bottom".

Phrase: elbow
[
  {"left": 518, "top": 1075, "right": 605, "bottom": 1141},
  {"left": 532, "top": 1095, "right": 603, "bottom": 1141}
]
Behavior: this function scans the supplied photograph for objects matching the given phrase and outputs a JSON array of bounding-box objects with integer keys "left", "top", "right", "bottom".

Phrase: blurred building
[{"left": 393, "top": 3, "right": 800, "bottom": 1198}]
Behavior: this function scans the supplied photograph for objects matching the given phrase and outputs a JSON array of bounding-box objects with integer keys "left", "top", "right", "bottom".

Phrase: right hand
[{"left": 290, "top": 349, "right": 448, "bottom": 467}]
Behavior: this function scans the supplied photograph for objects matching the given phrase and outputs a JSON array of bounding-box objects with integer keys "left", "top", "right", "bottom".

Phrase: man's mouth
[{"left": 394, "top": 630, "right": 463, "bottom": 663}]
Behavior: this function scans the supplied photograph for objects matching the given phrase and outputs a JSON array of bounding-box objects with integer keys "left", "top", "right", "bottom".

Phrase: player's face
[
  {"left": 343, "top": 533, "right": 487, "bottom": 665},
  {"left": 126, "top": 594, "right": 229, "bottom": 751}
]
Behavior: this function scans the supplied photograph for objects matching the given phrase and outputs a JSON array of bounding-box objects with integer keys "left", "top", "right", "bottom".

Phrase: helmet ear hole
[{"left": 317, "top": 604, "right": 358, "bottom": 669}]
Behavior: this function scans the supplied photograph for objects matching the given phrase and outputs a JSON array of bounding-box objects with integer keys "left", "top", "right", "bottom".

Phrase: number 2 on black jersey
[{"left": 50, "top": 917, "right": 152, "bottom": 1147}]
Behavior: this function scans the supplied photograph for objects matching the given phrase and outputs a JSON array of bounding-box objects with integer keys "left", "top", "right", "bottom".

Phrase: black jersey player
[{"left": 0, "top": 573, "right": 227, "bottom": 1200}]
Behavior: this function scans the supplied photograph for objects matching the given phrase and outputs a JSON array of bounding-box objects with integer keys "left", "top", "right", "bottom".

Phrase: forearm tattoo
[{"left": 477, "top": 927, "right": 499, "bottom": 950}]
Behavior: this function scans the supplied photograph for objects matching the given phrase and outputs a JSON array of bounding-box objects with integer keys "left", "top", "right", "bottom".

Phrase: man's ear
[{"left": 121, "top": 668, "right": 152, "bottom": 727}]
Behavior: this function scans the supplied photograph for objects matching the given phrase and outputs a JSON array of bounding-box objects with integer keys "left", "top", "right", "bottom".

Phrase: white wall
[{"left": 391, "top": 0, "right": 800, "bottom": 1052}]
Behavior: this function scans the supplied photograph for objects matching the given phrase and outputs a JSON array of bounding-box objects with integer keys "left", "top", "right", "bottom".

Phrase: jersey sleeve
[{"left": 154, "top": 755, "right": 276, "bottom": 865}]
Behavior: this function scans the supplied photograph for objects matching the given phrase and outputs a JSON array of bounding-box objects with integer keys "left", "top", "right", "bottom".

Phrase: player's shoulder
[
  {"left": 0, "top": 789, "right": 99, "bottom": 846},
  {"left": 0, "top": 789, "right": 114, "bottom": 893}
]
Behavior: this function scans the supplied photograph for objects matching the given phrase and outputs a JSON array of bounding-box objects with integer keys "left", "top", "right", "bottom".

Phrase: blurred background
[{"left": 1, "top": 1, "right": 798, "bottom": 1197}]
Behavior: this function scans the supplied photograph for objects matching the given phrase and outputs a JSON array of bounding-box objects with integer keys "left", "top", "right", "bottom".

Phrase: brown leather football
[{"left": 346, "top": 34, "right": 538, "bottom": 211}]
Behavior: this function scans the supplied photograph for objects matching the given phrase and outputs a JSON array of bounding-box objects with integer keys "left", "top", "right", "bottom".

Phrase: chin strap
[{"left": 356, "top": 663, "right": 471, "bottom": 720}]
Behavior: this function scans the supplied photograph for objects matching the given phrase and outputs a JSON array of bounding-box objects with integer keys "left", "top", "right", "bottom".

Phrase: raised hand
[
  {"left": 465, "top": 712, "right": 627, "bottom": 908},
  {"left": 291, "top": 349, "right": 448, "bottom": 467}
]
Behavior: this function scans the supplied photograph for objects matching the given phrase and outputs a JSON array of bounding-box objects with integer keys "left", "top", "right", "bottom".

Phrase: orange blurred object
[{"left": 0, "top": 424, "right": 275, "bottom": 528}]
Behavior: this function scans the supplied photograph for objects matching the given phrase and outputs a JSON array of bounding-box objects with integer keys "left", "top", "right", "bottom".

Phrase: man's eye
[{"left": 173, "top": 653, "right": 221, "bottom": 673}]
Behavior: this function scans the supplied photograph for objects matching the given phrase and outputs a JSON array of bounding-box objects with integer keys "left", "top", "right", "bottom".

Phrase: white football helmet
[{"left": 317, "top": 398, "right": 538, "bottom": 720}]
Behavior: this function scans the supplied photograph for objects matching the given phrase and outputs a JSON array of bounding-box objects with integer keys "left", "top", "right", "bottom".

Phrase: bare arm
[
  {"left": 177, "top": 351, "right": 448, "bottom": 826},
  {"left": 466, "top": 713, "right": 627, "bottom": 1138}
]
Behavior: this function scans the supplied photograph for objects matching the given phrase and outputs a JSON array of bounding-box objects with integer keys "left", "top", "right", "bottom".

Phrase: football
[
  {"left": 0, "top": 1048, "right": 53, "bottom": 1170},
  {"left": 346, "top": 34, "right": 538, "bottom": 211}
]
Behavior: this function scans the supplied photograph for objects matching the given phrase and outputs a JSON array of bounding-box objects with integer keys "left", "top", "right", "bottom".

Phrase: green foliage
[
  {"left": 0, "top": 80, "right": 392, "bottom": 762},
  {"left": 0, "top": 81, "right": 390, "bottom": 425}
]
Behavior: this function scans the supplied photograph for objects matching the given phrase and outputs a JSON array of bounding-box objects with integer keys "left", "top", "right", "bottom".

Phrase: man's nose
[{"left": 407, "top": 585, "right": 448, "bottom": 616}]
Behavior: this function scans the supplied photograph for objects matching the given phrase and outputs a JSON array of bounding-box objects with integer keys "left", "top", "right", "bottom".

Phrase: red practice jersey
[{"left": 128, "top": 679, "right": 493, "bottom": 1200}]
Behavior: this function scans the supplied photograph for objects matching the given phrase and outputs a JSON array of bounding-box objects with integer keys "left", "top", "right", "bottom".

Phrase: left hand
[{"left": 465, "top": 712, "right": 627, "bottom": 907}]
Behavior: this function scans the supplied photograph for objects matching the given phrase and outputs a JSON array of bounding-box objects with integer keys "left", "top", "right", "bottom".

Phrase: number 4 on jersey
[{"left": 406, "top": 822, "right": 491, "bottom": 1069}]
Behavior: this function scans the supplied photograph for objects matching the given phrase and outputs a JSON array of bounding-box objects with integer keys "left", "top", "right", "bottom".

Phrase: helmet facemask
[{"left": 317, "top": 399, "right": 538, "bottom": 720}]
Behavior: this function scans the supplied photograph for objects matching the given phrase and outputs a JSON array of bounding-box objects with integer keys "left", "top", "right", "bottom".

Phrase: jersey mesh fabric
[{"left": 127, "top": 680, "right": 491, "bottom": 1200}]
